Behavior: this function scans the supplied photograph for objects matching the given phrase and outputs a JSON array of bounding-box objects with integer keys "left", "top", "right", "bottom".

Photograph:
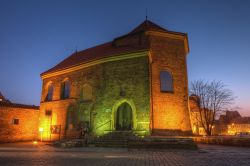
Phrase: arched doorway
[{"left": 116, "top": 102, "right": 132, "bottom": 131}]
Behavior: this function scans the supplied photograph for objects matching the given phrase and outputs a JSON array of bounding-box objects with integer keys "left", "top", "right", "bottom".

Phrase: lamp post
[{"left": 39, "top": 127, "right": 44, "bottom": 142}]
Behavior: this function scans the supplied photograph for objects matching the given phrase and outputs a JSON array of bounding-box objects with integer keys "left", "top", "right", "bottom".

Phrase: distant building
[
  {"left": 227, "top": 115, "right": 250, "bottom": 135},
  {"left": 189, "top": 95, "right": 212, "bottom": 135},
  {"left": 39, "top": 20, "right": 192, "bottom": 141},
  {"left": 0, "top": 91, "right": 39, "bottom": 143},
  {"left": 189, "top": 100, "right": 250, "bottom": 136},
  {"left": 189, "top": 95, "right": 201, "bottom": 135}
]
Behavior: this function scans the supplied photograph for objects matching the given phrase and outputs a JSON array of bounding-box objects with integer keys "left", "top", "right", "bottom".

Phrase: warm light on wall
[
  {"left": 39, "top": 127, "right": 44, "bottom": 132},
  {"left": 39, "top": 127, "right": 44, "bottom": 141}
]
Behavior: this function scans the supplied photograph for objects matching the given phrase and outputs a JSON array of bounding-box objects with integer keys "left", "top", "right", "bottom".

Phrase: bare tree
[{"left": 190, "top": 80, "right": 235, "bottom": 136}]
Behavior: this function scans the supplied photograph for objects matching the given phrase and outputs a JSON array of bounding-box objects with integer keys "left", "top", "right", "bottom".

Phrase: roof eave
[{"left": 41, "top": 49, "right": 149, "bottom": 79}]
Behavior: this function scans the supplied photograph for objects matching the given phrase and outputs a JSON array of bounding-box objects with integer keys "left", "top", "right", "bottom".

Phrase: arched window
[
  {"left": 61, "top": 80, "right": 70, "bottom": 99},
  {"left": 45, "top": 83, "right": 53, "bottom": 101},
  {"left": 160, "top": 71, "right": 173, "bottom": 92}
]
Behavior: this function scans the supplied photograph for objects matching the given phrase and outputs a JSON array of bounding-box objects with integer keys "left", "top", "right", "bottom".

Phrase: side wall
[
  {"left": 0, "top": 106, "right": 39, "bottom": 143},
  {"left": 149, "top": 34, "right": 192, "bottom": 135},
  {"left": 39, "top": 55, "right": 150, "bottom": 140},
  {"left": 39, "top": 64, "right": 102, "bottom": 140}
]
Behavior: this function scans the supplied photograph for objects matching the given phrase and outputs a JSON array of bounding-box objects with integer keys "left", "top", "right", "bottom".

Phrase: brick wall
[
  {"left": 0, "top": 105, "right": 39, "bottom": 143},
  {"left": 148, "top": 33, "right": 192, "bottom": 135}
]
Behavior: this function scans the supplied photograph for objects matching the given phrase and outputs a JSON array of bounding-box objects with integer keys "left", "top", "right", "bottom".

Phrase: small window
[
  {"left": 45, "top": 110, "right": 52, "bottom": 116},
  {"left": 160, "top": 71, "right": 173, "bottom": 92},
  {"left": 45, "top": 83, "right": 53, "bottom": 101},
  {"left": 12, "top": 119, "right": 19, "bottom": 125},
  {"left": 61, "top": 80, "right": 70, "bottom": 99}
]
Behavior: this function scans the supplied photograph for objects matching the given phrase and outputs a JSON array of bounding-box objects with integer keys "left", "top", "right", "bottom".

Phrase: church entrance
[{"left": 116, "top": 103, "right": 132, "bottom": 131}]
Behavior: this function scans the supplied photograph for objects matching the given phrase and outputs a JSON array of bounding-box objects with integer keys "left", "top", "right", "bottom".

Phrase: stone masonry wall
[
  {"left": 40, "top": 64, "right": 102, "bottom": 140},
  {"left": 0, "top": 106, "right": 39, "bottom": 143},
  {"left": 94, "top": 56, "right": 150, "bottom": 136},
  {"left": 39, "top": 55, "right": 150, "bottom": 140}
]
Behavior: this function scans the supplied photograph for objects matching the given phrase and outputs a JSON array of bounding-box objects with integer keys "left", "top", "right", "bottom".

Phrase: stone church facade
[{"left": 39, "top": 20, "right": 192, "bottom": 140}]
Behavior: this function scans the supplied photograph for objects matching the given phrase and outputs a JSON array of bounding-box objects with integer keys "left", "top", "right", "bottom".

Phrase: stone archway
[
  {"left": 116, "top": 103, "right": 132, "bottom": 131},
  {"left": 111, "top": 99, "right": 137, "bottom": 131}
]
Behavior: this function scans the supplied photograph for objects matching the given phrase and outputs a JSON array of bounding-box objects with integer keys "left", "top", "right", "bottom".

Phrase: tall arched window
[
  {"left": 61, "top": 80, "right": 70, "bottom": 99},
  {"left": 160, "top": 71, "right": 173, "bottom": 92},
  {"left": 45, "top": 83, "right": 54, "bottom": 101}
]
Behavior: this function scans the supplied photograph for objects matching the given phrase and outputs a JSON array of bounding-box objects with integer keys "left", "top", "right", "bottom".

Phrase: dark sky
[{"left": 0, "top": 0, "right": 249, "bottom": 115}]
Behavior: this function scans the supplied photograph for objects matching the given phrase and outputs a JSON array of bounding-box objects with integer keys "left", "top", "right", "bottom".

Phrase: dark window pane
[
  {"left": 45, "top": 110, "right": 52, "bottom": 116},
  {"left": 13, "top": 119, "right": 19, "bottom": 125},
  {"left": 46, "top": 83, "right": 53, "bottom": 101},
  {"left": 61, "top": 80, "right": 70, "bottom": 99},
  {"left": 160, "top": 71, "right": 173, "bottom": 92}
]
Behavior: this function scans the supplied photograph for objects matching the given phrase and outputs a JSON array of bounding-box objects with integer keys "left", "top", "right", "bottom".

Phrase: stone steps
[{"left": 94, "top": 131, "right": 134, "bottom": 147}]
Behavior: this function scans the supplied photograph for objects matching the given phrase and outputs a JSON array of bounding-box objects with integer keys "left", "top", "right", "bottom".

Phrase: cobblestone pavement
[{"left": 0, "top": 142, "right": 250, "bottom": 166}]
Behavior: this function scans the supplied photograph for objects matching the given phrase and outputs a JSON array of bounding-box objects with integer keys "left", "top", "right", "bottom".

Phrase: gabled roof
[
  {"left": 115, "top": 20, "right": 186, "bottom": 40},
  {"left": 231, "top": 117, "right": 250, "bottom": 124},
  {"left": 41, "top": 42, "right": 148, "bottom": 76},
  {"left": 41, "top": 20, "right": 187, "bottom": 77}
]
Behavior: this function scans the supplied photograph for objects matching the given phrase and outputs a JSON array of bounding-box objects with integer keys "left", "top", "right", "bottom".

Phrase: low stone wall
[
  {"left": 193, "top": 136, "right": 250, "bottom": 147},
  {"left": 0, "top": 103, "right": 39, "bottom": 143}
]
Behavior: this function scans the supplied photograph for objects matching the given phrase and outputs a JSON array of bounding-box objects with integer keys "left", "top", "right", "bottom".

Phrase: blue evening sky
[{"left": 0, "top": 0, "right": 249, "bottom": 115}]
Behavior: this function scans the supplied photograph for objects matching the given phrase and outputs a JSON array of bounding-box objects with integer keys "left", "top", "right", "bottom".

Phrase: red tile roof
[
  {"left": 41, "top": 42, "right": 148, "bottom": 76},
  {"left": 41, "top": 20, "right": 185, "bottom": 76},
  {"left": 231, "top": 117, "right": 250, "bottom": 124},
  {"left": 0, "top": 102, "right": 39, "bottom": 110}
]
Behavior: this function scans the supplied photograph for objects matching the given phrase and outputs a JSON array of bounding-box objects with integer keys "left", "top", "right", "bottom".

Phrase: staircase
[{"left": 94, "top": 131, "right": 136, "bottom": 147}]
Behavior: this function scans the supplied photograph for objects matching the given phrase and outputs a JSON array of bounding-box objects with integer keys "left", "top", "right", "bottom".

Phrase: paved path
[{"left": 0, "top": 142, "right": 250, "bottom": 166}]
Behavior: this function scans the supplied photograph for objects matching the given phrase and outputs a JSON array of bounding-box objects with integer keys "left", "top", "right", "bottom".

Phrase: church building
[{"left": 39, "top": 20, "right": 192, "bottom": 140}]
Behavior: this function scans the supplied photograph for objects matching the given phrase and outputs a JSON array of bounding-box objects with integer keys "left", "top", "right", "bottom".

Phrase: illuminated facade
[
  {"left": 0, "top": 92, "right": 39, "bottom": 143},
  {"left": 39, "top": 20, "right": 192, "bottom": 140},
  {"left": 189, "top": 95, "right": 214, "bottom": 135},
  {"left": 189, "top": 99, "right": 250, "bottom": 136},
  {"left": 221, "top": 112, "right": 250, "bottom": 135}
]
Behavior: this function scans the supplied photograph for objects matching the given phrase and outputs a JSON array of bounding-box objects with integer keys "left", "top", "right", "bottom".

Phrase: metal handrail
[{"left": 96, "top": 120, "right": 112, "bottom": 130}]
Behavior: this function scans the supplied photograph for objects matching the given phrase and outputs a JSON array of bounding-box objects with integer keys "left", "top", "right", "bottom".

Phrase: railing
[{"left": 96, "top": 120, "right": 112, "bottom": 130}]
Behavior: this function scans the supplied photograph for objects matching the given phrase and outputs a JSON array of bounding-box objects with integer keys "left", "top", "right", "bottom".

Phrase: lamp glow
[
  {"left": 39, "top": 127, "right": 44, "bottom": 141},
  {"left": 39, "top": 127, "right": 44, "bottom": 132}
]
